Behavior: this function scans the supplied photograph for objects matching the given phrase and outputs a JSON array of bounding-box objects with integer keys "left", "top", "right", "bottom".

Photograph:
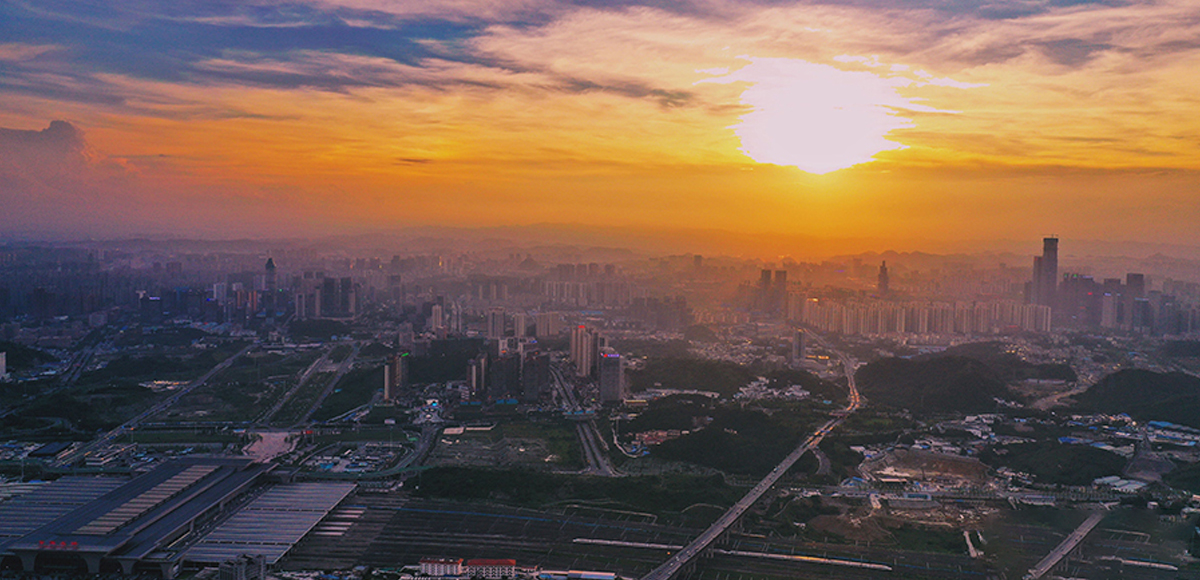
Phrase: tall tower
[
  {"left": 1030, "top": 237, "right": 1058, "bottom": 309},
  {"left": 1039, "top": 237, "right": 1058, "bottom": 308},
  {"left": 877, "top": 261, "right": 890, "bottom": 296},
  {"left": 263, "top": 257, "right": 278, "bottom": 319}
]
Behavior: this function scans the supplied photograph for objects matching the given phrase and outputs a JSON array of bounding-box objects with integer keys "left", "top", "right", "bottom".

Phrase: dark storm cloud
[{"left": 0, "top": 120, "right": 85, "bottom": 160}]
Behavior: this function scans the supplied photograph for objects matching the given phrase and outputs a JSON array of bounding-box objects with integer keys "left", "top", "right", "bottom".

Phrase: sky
[{"left": 1, "top": 0, "right": 1199, "bottom": 252}]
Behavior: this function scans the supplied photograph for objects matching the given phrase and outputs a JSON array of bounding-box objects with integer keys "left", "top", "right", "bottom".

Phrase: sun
[{"left": 705, "top": 57, "right": 931, "bottom": 174}]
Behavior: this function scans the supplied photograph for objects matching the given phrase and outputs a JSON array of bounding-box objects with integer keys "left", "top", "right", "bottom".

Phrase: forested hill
[
  {"left": 855, "top": 356, "right": 1009, "bottom": 415},
  {"left": 1073, "top": 369, "right": 1200, "bottom": 429}
]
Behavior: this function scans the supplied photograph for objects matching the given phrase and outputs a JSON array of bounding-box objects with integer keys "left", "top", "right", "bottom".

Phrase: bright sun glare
[{"left": 705, "top": 57, "right": 939, "bottom": 175}]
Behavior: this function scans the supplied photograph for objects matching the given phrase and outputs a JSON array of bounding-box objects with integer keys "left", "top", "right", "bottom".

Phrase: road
[
  {"left": 257, "top": 347, "right": 331, "bottom": 426},
  {"left": 551, "top": 363, "right": 618, "bottom": 476},
  {"left": 0, "top": 342, "right": 105, "bottom": 419},
  {"left": 53, "top": 341, "right": 257, "bottom": 467},
  {"left": 294, "top": 342, "right": 360, "bottom": 427},
  {"left": 640, "top": 338, "right": 861, "bottom": 580},
  {"left": 1024, "top": 511, "right": 1105, "bottom": 579}
]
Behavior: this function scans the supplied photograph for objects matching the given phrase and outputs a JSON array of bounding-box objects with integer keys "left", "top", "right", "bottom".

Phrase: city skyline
[{"left": 2, "top": 1, "right": 1199, "bottom": 249}]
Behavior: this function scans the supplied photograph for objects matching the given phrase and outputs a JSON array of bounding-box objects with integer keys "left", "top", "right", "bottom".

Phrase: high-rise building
[
  {"left": 468, "top": 354, "right": 487, "bottom": 399},
  {"left": 487, "top": 307, "right": 506, "bottom": 340},
  {"left": 521, "top": 351, "right": 551, "bottom": 403},
  {"left": 570, "top": 325, "right": 597, "bottom": 377},
  {"left": 1031, "top": 237, "right": 1058, "bottom": 309},
  {"left": 513, "top": 312, "right": 528, "bottom": 338},
  {"left": 0, "top": 351, "right": 7, "bottom": 380},
  {"left": 791, "top": 329, "right": 806, "bottom": 366},
  {"left": 1125, "top": 273, "right": 1146, "bottom": 299},
  {"left": 598, "top": 350, "right": 625, "bottom": 404},
  {"left": 263, "top": 258, "right": 277, "bottom": 318},
  {"left": 430, "top": 304, "right": 445, "bottom": 331},
  {"left": 535, "top": 312, "right": 561, "bottom": 337},
  {"left": 877, "top": 261, "right": 889, "bottom": 296},
  {"left": 383, "top": 352, "right": 409, "bottom": 401},
  {"left": 212, "top": 282, "right": 228, "bottom": 305}
]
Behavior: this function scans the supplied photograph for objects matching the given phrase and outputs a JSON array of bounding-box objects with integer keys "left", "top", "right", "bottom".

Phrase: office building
[
  {"left": 791, "top": 329, "right": 806, "bottom": 366},
  {"left": 1031, "top": 237, "right": 1058, "bottom": 309},
  {"left": 383, "top": 353, "right": 409, "bottom": 401},
  {"left": 877, "top": 261, "right": 889, "bottom": 296},
  {"left": 487, "top": 307, "right": 506, "bottom": 340},
  {"left": 598, "top": 350, "right": 625, "bottom": 404}
]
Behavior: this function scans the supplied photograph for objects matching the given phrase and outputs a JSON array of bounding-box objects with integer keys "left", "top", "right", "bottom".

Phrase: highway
[
  {"left": 257, "top": 346, "right": 331, "bottom": 426},
  {"left": 295, "top": 342, "right": 360, "bottom": 427},
  {"left": 1024, "top": 511, "right": 1105, "bottom": 580},
  {"left": 53, "top": 341, "right": 257, "bottom": 467},
  {"left": 640, "top": 338, "right": 861, "bottom": 580},
  {"left": 551, "top": 363, "right": 617, "bottom": 476}
]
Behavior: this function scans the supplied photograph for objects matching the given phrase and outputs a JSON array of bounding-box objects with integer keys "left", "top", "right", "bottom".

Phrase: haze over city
[{"left": 6, "top": 2, "right": 1200, "bottom": 580}]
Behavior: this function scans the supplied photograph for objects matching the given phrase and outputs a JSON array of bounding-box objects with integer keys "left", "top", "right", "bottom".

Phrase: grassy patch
[{"left": 312, "top": 366, "right": 382, "bottom": 422}]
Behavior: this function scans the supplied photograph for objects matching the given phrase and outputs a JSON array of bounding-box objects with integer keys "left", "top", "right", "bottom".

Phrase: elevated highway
[{"left": 641, "top": 340, "right": 860, "bottom": 580}]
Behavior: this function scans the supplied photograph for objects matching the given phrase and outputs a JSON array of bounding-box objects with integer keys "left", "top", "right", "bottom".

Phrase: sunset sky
[{"left": 1, "top": 0, "right": 1199, "bottom": 251}]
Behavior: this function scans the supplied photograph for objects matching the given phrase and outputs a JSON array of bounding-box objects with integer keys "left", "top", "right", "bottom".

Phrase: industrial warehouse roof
[
  {"left": 184, "top": 482, "right": 356, "bottom": 565},
  {"left": 0, "top": 476, "right": 127, "bottom": 551},
  {"left": 3, "top": 457, "right": 269, "bottom": 561}
]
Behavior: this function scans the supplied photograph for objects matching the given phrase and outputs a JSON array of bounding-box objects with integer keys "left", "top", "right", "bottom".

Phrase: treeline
[{"left": 1074, "top": 369, "right": 1200, "bottom": 429}]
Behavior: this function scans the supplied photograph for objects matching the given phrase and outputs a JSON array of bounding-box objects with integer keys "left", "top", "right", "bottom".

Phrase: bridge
[
  {"left": 1024, "top": 511, "right": 1105, "bottom": 579},
  {"left": 640, "top": 344, "right": 860, "bottom": 580}
]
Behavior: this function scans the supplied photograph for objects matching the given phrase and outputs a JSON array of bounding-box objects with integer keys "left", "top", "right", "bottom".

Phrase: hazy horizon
[{"left": 3, "top": 1, "right": 1200, "bottom": 247}]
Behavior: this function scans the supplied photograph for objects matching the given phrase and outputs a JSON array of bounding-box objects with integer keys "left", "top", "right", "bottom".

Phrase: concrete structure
[
  {"left": 421, "top": 557, "right": 464, "bottom": 576},
  {"left": 640, "top": 347, "right": 862, "bottom": 580},
  {"left": 487, "top": 308, "right": 506, "bottom": 340},
  {"left": 570, "top": 326, "right": 597, "bottom": 378},
  {"left": 513, "top": 312, "right": 528, "bottom": 337},
  {"left": 384, "top": 352, "right": 410, "bottom": 401},
  {"left": 791, "top": 329, "right": 805, "bottom": 366},
  {"left": 535, "top": 312, "right": 561, "bottom": 337},
  {"left": 1031, "top": 237, "right": 1059, "bottom": 309},
  {"left": 218, "top": 554, "right": 266, "bottom": 580},
  {"left": 466, "top": 558, "right": 516, "bottom": 579},
  {"left": 1, "top": 457, "right": 271, "bottom": 578},
  {"left": 597, "top": 351, "right": 625, "bottom": 404}
]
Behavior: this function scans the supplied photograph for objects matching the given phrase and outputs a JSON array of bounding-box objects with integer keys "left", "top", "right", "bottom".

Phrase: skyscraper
[
  {"left": 487, "top": 307, "right": 506, "bottom": 340},
  {"left": 1031, "top": 237, "right": 1058, "bottom": 309},
  {"left": 877, "top": 261, "right": 889, "bottom": 296},
  {"left": 791, "top": 329, "right": 806, "bottom": 366},
  {"left": 262, "top": 257, "right": 277, "bottom": 319}
]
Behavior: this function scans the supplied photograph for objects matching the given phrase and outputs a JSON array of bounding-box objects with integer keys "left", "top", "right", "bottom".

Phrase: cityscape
[{"left": 3, "top": 1, "right": 1200, "bottom": 580}]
